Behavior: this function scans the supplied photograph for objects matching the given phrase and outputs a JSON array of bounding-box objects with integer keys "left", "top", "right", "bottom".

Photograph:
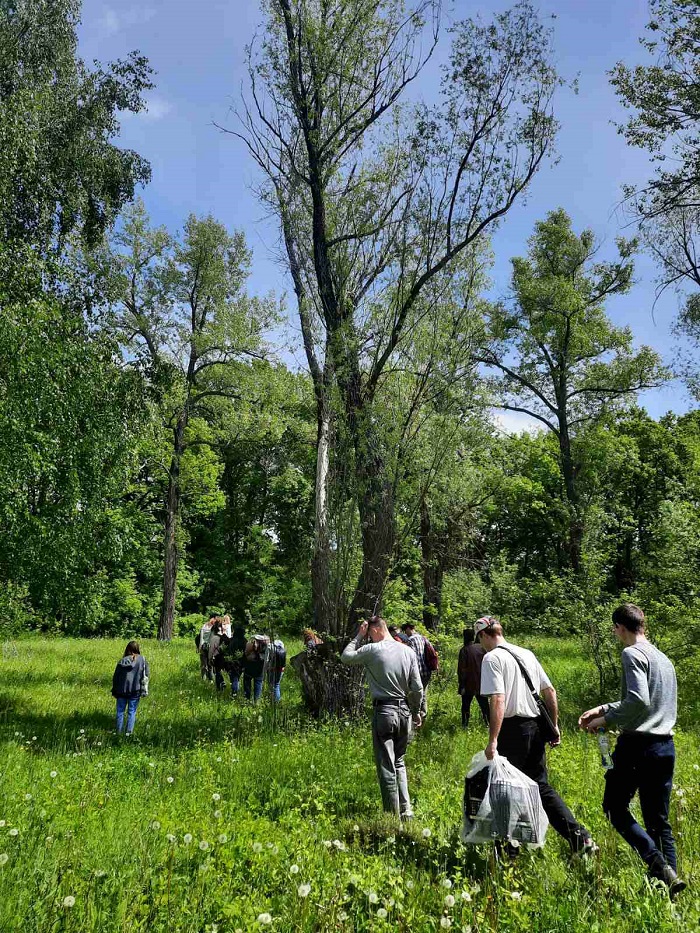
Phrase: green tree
[
  {"left": 238, "top": 0, "right": 562, "bottom": 628},
  {"left": 110, "top": 204, "right": 278, "bottom": 639},
  {"left": 475, "top": 209, "right": 666, "bottom": 571}
]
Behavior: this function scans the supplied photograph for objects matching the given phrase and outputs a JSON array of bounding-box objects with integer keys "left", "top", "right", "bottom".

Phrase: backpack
[
  {"left": 424, "top": 639, "right": 439, "bottom": 672},
  {"left": 271, "top": 640, "right": 286, "bottom": 672}
]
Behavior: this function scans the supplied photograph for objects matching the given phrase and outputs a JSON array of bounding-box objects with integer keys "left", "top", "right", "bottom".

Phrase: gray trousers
[{"left": 372, "top": 702, "right": 413, "bottom": 816}]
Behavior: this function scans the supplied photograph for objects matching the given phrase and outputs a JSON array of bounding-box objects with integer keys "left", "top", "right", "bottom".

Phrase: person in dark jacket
[
  {"left": 112, "top": 640, "right": 149, "bottom": 736},
  {"left": 217, "top": 624, "right": 247, "bottom": 696},
  {"left": 458, "top": 628, "right": 490, "bottom": 728},
  {"left": 243, "top": 635, "right": 268, "bottom": 702}
]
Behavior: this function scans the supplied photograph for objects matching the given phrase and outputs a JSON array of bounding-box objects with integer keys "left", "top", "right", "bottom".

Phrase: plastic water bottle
[{"left": 597, "top": 728, "right": 613, "bottom": 771}]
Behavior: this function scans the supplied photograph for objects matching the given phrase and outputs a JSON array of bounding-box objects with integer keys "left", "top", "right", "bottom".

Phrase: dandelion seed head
[
  {"left": 63, "top": 896, "right": 76, "bottom": 908},
  {"left": 297, "top": 883, "right": 311, "bottom": 898}
]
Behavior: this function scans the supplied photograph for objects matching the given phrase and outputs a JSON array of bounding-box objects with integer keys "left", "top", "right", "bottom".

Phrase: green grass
[{"left": 0, "top": 635, "right": 697, "bottom": 932}]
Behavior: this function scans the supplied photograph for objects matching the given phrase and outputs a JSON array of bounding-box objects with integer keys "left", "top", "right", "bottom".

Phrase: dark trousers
[
  {"left": 461, "top": 692, "right": 490, "bottom": 727},
  {"left": 603, "top": 733, "right": 676, "bottom": 874},
  {"left": 497, "top": 716, "right": 587, "bottom": 849}
]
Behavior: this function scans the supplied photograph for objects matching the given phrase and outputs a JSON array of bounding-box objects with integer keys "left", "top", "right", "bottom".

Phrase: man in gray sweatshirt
[
  {"left": 342, "top": 615, "right": 423, "bottom": 819},
  {"left": 579, "top": 603, "right": 685, "bottom": 896}
]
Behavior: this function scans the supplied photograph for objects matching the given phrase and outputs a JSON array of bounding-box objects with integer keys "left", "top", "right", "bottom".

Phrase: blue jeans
[
  {"left": 268, "top": 671, "right": 283, "bottom": 702},
  {"left": 372, "top": 701, "right": 413, "bottom": 816},
  {"left": 116, "top": 697, "right": 140, "bottom": 734},
  {"left": 243, "top": 674, "right": 263, "bottom": 702},
  {"left": 603, "top": 733, "right": 676, "bottom": 874}
]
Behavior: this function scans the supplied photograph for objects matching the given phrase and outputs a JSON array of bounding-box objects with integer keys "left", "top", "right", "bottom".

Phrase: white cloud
[
  {"left": 121, "top": 95, "right": 173, "bottom": 122},
  {"left": 96, "top": 5, "right": 156, "bottom": 38},
  {"left": 491, "top": 409, "right": 546, "bottom": 436}
]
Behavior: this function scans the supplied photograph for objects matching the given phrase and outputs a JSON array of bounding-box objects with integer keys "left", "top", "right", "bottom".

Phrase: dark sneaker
[{"left": 653, "top": 865, "right": 687, "bottom": 899}]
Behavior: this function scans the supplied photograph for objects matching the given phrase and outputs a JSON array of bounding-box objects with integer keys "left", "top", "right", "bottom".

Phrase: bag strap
[{"left": 495, "top": 645, "right": 540, "bottom": 702}]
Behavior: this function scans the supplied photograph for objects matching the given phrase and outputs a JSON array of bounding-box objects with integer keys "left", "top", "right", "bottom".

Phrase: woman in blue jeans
[
  {"left": 242, "top": 635, "right": 268, "bottom": 702},
  {"left": 112, "top": 641, "right": 149, "bottom": 735}
]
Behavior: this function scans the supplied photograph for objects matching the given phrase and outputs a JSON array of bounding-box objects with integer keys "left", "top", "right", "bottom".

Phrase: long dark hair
[{"left": 124, "top": 640, "right": 141, "bottom": 657}]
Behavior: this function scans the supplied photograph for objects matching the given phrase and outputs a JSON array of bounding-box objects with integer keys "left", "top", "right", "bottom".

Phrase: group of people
[
  {"left": 342, "top": 604, "right": 686, "bottom": 897},
  {"left": 196, "top": 615, "right": 286, "bottom": 702}
]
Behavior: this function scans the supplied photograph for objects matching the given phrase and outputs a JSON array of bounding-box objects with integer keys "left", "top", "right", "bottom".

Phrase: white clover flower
[
  {"left": 510, "top": 891, "right": 522, "bottom": 901},
  {"left": 421, "top": 827, "right": 431, "bottom": 838},
  {"left": 32, "top": 736, "right": 37, "bottom": 741},
  {"left": 24, "top": 794, "right": 32, "bottom": 801},
  {"left": 405, "top": 879, "right": 414, "bottom": 890},
  {"left": 353, "top": 824, "right": 360, "bottom": 832},
  {"left": 290, "top": 864, "right": 300, "bottom": 874},
  {"left": 442, "top": 879, "right": 453, "bottom": 889},
  {"left": 332, "top": 839, "right": 345, "bottom": 851},
  {"left": 252, "top": 842, "right": 263, "bottom": 853},
  {"left": 166, "top": 834, "right": 176, "bottom": 844},
  {"left": 199, "top": 840, "right": 209, "bottom": 851},
  {"left": 339, "top": 912, "right": 348, "bottom": 922},
  {"left": 322, "top": 839, "right": 332, "bottom": 848},
  {"left": 218, "top": 834, "right": 227, "bottom": 844},
  {"left": 151, "top": 821, "right": 161, "bottom": 831},
  {"left": 97, "top": 741, "right": 102, "bottom": 747},
  {"left": 461, "top": 891, "right": 471, "bottom": 902},
  {"left": 439, "top": 919, "right": 451, "bottom": 930},
  {"left": 50, "top": 771, "right": 57, "bottom": 779},
  {"left": 212, "top": 793, "right": 221, "bottom": 802},
  {"left": 444, "top": 895, "right": 455, "bottom": 908},
  {"left": 368, "top": 892, "right": 379, "bottom": 904},
  {"left": 377, "top": 907, "right": 388, "bottom": 919},
  {"left": 183, "top": 834, "right": 193, "bottom": 845},
  {"left": 257, "top": 913, "right": 272, "bottom": 925},
  {"left": 9, "top": 829, "right": 19, "bottom": 837},
  {"left": 297, "top": 883, "right": 311, "bottom": 898},
  {"left": 63, "top": 896, "right": 76, "bottom": 908},
  {"left": 0, "top": 854, "right": 8, "bottom": 866},
  {"left": 167, "top": 776, "right": 174, "bottom": 784},
  {"left": 213, "top": 810, "right": 222, "bottom": 819},
  {"left": 79, "top": 729, "right": 85, "bottom": 734}
]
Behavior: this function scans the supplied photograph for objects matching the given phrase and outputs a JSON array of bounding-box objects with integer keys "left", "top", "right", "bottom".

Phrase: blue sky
[{"left": 78, "top": 0, "right": 693, "bottom": 423}]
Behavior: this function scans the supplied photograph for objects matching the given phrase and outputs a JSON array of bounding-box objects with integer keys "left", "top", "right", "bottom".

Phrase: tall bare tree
[{"left": 233, "top": 0, "right": 562, "bottom": 629}]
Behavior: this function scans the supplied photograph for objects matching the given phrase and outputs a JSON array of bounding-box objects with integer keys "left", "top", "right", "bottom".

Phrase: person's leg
[
  {"left": 461, "top": 692, "right": 473, "bottom": 728},
  {"left": 603, "top": 736, "right": 666, "bottom": 873},
  {"left": 231, "top": 673, "right": 240, "bottom": 696},
  {"left": 477, "top": 694, "right": 490, "bottom": 725},
  {"left": 394, "top": 709, "right": 413, "bottom": 816},
  {"left": 200, "top": 649, "right": 208, "bottom": 680},
  {"left": 520, "top": 720, "right": 589, "bottom": 849},
  {"left": 116, "top": 697, "right": 127, "bottom": 733},
  {"left": 638, "top": 738, "right": 677, "bottom": 872},
  {"left": 420, "top": 677, "right": 429, "bottom": 719},
  {"left": 214, "top": 658, "right": 225, "bottom": 691},
  {"left": 372, "top": 707, "right": 400, "bottom": 814},
  {"left": 273, "top": 672, "right": 283, "bottom": 703},
  {"left": 125, "top": 697, "right": 140, "bottom": 735},
  {"left": 253, "top": 675, "right": 263, "bottom": 702},
  {"left": 243, "top": 674, "right": 252, "bottom": 700}
]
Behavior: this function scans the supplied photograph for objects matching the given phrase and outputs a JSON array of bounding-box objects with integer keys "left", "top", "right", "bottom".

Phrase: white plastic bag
[{"left": 460, "top": 750, "right": 548, "bottom": 847}]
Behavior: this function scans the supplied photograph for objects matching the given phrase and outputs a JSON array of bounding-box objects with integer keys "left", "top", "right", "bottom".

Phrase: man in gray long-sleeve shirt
[
  {"left": 579, "top": 603, "right": 686, "bottom": 896},
  {"left": 342, "top": 615, "right": 423, "bottom": 818}
]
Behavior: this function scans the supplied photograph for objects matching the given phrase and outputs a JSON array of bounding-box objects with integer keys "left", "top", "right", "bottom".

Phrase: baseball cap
[{"left": 474, "top": 616, "right": 497, "bottom": 635}]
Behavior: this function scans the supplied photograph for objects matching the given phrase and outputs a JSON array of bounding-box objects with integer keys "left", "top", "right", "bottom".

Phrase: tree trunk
[
  {"left": 158, "top": 411, "right": 187, "bottom": 641},
  {"left": 420, "top": 498, "right": 441, "bottom": 631},
  {"left": 311, "top": 403, "right": 336, "bottom": 634},
  {"left": 558, "top": 423, "right": 582, "bottom": 573}
]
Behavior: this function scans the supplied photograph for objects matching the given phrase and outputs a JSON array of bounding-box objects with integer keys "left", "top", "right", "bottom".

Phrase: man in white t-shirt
[{"left": 476, "top": 615, "right": 597, "bottom": 857}]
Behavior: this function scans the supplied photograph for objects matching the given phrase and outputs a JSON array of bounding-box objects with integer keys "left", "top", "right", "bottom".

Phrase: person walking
[
  {"left": 458, "top": 628, "right": 489, "bottom": 728},
  {"left": 112, "top": 640, "right": 149, "bottom": 736},
  {"left": 198, "top": 617, "right": 215, "bottom": 681},
  {"left": 219, "top": 623, "right": 247, "bottom": 696},
  {"left": 401, "top": 622, "right": 434, "bottom": 719},
  {"left": 341, "top": 616, "right": 423, "bottom": 819},
  {"left": 476, "top": 615, "right": 597, "bottom": 857},
  {"left": 578, "top": 603, "right": 685, "bottom": 895}
]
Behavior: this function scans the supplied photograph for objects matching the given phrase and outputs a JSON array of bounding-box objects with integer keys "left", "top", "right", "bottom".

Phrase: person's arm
[
  {"left": 541, "top": 686, "right": 561, "bottom": 746},
  {"left": 581, "top": 650, "right": 650, "bottom": 733},
  {"left": 485, "top": 694, "right": 505, "bottom": 760},
  {"left": 340, "top": 621, "right": 369, "bottom": 666},
  {"left": 407, "top": 653, "right": 424, "bottom": 724}
]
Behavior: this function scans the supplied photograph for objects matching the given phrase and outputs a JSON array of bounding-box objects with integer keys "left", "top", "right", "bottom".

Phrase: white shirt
[{"left": 480, "top": 641, "right": 552, "bottom": 719}]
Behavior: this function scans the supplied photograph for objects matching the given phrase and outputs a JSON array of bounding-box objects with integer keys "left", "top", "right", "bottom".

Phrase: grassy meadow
[{"left": 0, "top": 635, "right": 698, "bottom": 932}]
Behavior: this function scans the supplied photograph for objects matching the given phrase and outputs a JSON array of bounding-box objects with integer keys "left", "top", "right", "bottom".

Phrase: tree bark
[
  {"left": 311, "top": 401, "right": 335, "bottom": 634},
  {"left": 558, "top": 423, "right": 582, "bottom": 573},
  {"left": 158, "top": 410, "right": 187, "bottom": 641},
  {"left": 420, "top": 498, "right": 441, "bottom": 631}
]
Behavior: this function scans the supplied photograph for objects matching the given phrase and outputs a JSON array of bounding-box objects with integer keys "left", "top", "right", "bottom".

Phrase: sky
[{"left": 78, "top": 0, "right": 694, "bottom": 427}]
